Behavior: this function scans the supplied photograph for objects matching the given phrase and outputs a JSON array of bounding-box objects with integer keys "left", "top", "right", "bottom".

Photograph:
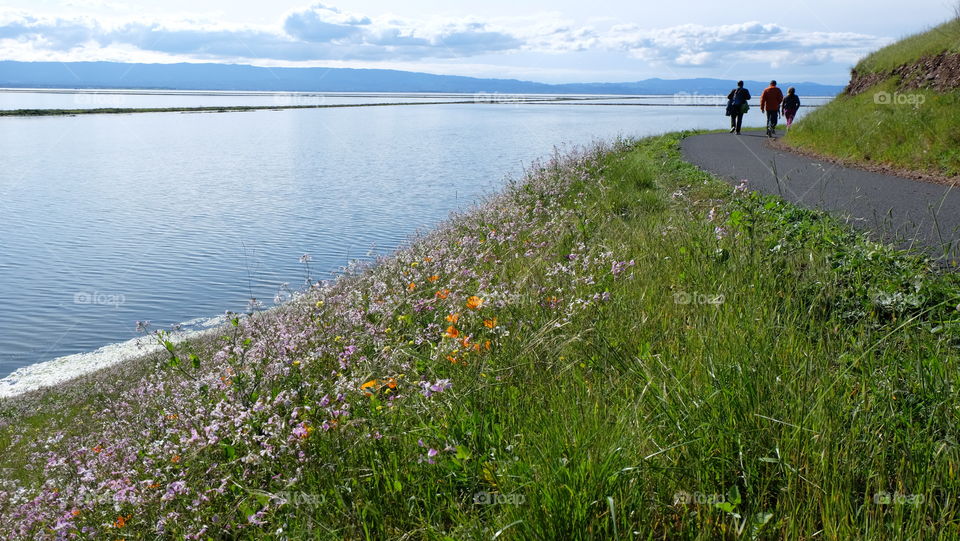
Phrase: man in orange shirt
[{"left": 759, "top": 80, "right": 785, "bottom": 138}]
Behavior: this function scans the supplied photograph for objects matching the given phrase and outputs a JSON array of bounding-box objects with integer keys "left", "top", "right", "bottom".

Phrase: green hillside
[{"left": 785, "top": 15, "right": 960, "bottom": 179}]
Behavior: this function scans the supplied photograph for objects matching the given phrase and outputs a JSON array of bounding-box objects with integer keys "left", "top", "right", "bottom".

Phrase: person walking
[
  {"left": 781, "top": 87, "right": 801, "bottom": 131},
  {"left": 760, "top": 80, "right": 784, "bottom": 138},
  {"left": 726, "top": 81, "right": 751, "bottom": 135}
]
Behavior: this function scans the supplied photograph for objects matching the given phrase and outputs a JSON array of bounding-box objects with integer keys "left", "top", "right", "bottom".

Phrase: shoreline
[{"left": 0, "top": 95, "right": 833, "bottom": 117}]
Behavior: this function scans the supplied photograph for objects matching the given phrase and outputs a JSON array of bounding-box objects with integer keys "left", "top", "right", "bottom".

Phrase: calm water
[
  {"left": 0, "top": 93, "right": 825, "bottom": 380},
  {"left": 0, "top": 89, "right": 835, "bottom": 110}
]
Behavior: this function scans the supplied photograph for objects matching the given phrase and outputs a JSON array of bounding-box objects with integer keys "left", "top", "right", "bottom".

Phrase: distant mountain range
[{"left": 0, "top": 61, "right": 845, "bottom": 96}]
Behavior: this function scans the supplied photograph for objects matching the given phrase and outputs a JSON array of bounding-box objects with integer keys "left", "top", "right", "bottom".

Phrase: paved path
[{"left": 681, "top": 132, "right": 960, "bottom": 261}]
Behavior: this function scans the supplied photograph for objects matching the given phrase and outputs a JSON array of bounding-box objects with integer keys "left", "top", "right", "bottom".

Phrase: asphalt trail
[{"left": 681, "top": 132, "right": 960, "bottom": 261}]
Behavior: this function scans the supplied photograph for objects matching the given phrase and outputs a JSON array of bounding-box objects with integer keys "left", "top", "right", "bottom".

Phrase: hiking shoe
[{"left": 730, "top": 127, "right": 737, "bottom": 133}]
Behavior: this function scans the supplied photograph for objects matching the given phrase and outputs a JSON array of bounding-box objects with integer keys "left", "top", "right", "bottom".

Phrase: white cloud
[
  {"left": 0, "top": 5, "right": 892, "bottom": 79},
  {"left": 603, "top": 21, "right": 890, "bottom": 68}
]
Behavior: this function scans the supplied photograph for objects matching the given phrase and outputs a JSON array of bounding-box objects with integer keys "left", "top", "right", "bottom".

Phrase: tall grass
[
  {"left": 785, "top": 83, "right": 960, "bottom": 177},
  {"left": 856, "top": 17, "right": 960, "bottom": 74},
  {"left": 2, "top": 133, "right": 960, "bottom": 539}
]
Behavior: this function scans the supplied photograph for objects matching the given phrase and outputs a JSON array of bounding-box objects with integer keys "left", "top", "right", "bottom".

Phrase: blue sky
[{"left": 1, "top": 0, "right": 956, "bottom": 84}]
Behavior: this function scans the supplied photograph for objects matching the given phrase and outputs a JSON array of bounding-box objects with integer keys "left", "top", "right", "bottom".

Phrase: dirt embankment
[{"left": 845, "top": 51, "right": 960, "bottom": 95}]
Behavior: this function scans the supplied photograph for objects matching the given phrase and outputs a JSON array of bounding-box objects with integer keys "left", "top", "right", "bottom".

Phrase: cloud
[
  {"left": 0, "top": 6, "right": 891, "bottom": 73},
  {"left": 283, "top": 4, "right": 370, "bottom": 42},
  {"left": 604, "top": 22, "right": 890, "bottom": 68}
]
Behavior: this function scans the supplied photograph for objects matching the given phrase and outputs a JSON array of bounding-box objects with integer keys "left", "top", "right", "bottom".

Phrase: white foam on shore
[{"left": 0, "top": 316, "right": 228, "bottom": 399}]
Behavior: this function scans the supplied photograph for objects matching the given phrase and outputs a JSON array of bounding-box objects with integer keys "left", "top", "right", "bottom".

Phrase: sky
[{"left": 0, "top": 0, "right": 957, "bottom": 84}]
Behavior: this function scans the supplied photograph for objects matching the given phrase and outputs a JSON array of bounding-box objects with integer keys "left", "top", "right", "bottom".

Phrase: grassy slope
[
  {"left": 785, "top": 17, "right": 960, "bottom": 177},
  {"left": 857, "top": 18, "right": 960, "bottom": 74},
  {"left": 2, "top": 133, "right": 960, "bottom": 539}
]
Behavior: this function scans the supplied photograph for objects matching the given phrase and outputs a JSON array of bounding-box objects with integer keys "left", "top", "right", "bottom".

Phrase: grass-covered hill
[
  {"left": 3, "top": 132, "right": 960, "bottom": 539},
  {"left": 785, "top": 14, "right": 960, "bottom": 180}
]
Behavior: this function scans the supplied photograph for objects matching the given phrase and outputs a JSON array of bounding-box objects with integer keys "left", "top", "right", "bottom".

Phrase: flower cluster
[{"left": 0, "top": 140, "right": 638, "bottom": 538}]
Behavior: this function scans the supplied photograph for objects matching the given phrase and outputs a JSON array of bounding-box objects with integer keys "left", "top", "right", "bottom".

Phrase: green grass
[
  {"left": 785, "top": 12, "right": 960, "bottom": 178},
  {"left": 785, "top": 82, "right": 960, "bottom": 176},
  {"left": 3, "top": 133, "right": 960, "bottom": 539},
  {"left": 856, "top": 17, "right": 960, "bottom": 74}
]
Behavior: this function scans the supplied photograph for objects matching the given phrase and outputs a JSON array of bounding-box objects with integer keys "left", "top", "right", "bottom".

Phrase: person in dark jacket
[
  {"left": 781, "top": 87, "right": 801, "bottom": 130},
  {"left": 726, "top": 81, "right": 751, "bottom": 135}
]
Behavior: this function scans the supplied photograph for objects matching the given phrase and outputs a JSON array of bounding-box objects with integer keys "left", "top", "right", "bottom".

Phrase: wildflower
[
  {"left": 735, "top": 179, "right": 749, "bottom": 193},
  {"left": 483, "top": 318, "right": 498, "bottom": 329},
  {"left": 293, "top": 422, "right": 313, "bottom": 440},
  {"left": 299, "top": 254, "right": 313, "bottom": 263},
  {"left": 611, "top": 260, "right": 635, "bottom": 277},
  {"left": 424, "top": 257, "right": 433, "bottom": 263},
  {"left": 428, "top": 275, "right": 440, "bottom": 282},
  {"left": 707, "top": 207, "right": 717, "bottom": 222},
  {"left": 714, "top": 226, "right": 728, "bottom": 240},
  {"left": 407, "top": 282, "right": 417, "bottom": 291},
  {"left": 445, "top": 325, "right": 460, "bottom": 339},
  {"left": 435, "top": 289, "right": 450, "bottom": 300},
  {"left": 92, "top": 445, "right": 103, "bottom": 454},
  {"left": 114, "top": 515, "right": 129, "bottom": 528},
  {"left": 484, "top": 340, "right": 491, "bottom": 351},
  {"left": 71, "top": 509, "right": 80, "bottom": 517},
  {"left": 135, "top": 320, "right": 150, "bottom": 333},
  {"left": 361, "top": 380, "right": 378, "bottom": 396},
  {"left": 171, "top": 455, "right": 181, "bottom": 463},
  {"left": 447, "top": 355, "right": 458, "bottom": 364},
  {"left": 466, "top": 296, "right": 484, "bottom": 310},
  {"left": 446, "top": 313, "right": 460, "bottom": 323}
]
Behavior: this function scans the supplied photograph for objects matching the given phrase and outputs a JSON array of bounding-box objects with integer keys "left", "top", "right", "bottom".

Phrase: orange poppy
[
  {"left": 466, "top": 296, "right": 484, "bottom": 310},
  {"left": 446, "top": 313, "right": 460, "bottom": 323},
  {"left": 407, "top": 282, "right": 417, "bottom": 291},
  {"left": 428, "top": 275, "right": 440, "bottom": 282},
  {"left": 361, "top": 379, "right": 378, "bottom": 396},
  {"left": 436, "top": 289, "right": 450, "bottom": 299},
  {"left": 445, "top": 325, "right": 460, "bottom": 339},
  {"left": 483, "top": 318, "right": 497, "bottom": 328}
]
